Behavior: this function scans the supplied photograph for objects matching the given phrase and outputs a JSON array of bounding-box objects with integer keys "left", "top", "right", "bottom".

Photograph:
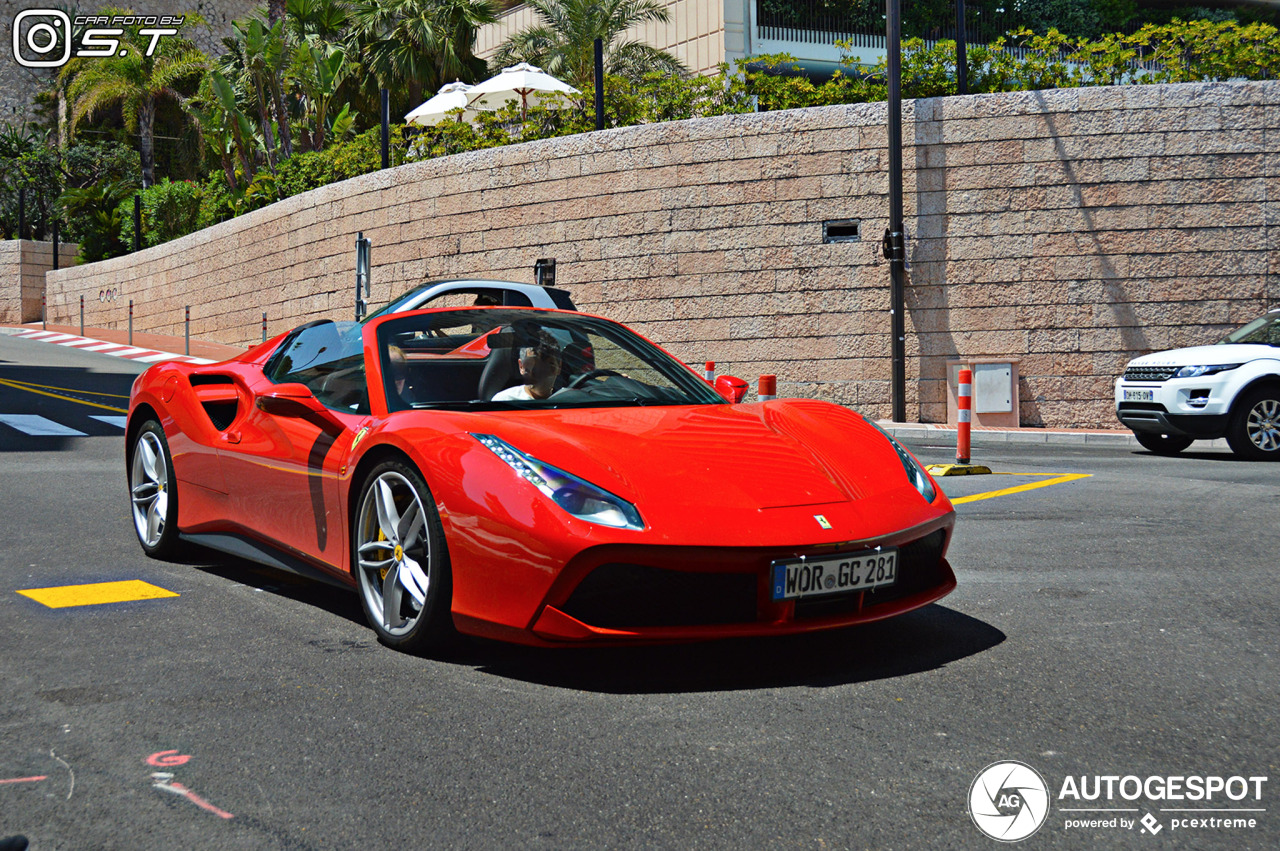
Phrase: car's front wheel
[
  {"left": 1226, "top": 387, "right": 1280, "bottom": 460},
  {"left": 353, "top": 459, "right": 454, "bottom": 653},
  {"left": 1134, "top": 431, "right": 1193, "bottom": 455},
  {"left": 129, "top": 420, "right": 184, "bottom": 559}
]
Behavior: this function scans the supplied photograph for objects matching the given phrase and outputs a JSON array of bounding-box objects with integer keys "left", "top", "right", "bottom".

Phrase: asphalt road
[{"left": 1, "top": 333, "right": 1276, "bottom": 850}]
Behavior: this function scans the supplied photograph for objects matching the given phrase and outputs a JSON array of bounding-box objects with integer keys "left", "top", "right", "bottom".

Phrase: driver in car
[{"left": 493, "top": 331, "right": 561, "bottom": 401}]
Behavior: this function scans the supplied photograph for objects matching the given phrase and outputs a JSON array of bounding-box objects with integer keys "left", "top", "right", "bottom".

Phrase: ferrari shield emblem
[
  {"left": 814, "top": 515, "right": 832, "bottom": 529},
  {"left": 351, "top": 426, "right": 370, "bottom": 451}
]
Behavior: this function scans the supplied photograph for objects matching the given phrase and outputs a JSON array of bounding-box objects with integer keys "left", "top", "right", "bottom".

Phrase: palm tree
[
  {"left": 287, "top": 0, "right": 353, "bottom": 45},
  {"left": 349, "top": 0, "right": 499, "bottom": 112},
  {"left": 493, "top": 0, "right": 687, "bottom": 90},
  {"left": 60, "top": 17, "right": 208, "bottom": 187},
  {"left": 227, "top": 17, "right": 295, "bottom": 165}
]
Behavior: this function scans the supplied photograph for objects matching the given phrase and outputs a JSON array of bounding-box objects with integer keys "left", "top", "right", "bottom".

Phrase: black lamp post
[{"left": 884, "top": 0, "right": 907, "bottom": 423}]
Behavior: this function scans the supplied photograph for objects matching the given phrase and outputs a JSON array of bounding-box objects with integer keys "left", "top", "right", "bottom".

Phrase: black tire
[
  {"left": 128, "top": 420, "right": 185, "bottom": 559},
  {"left": 1226, "top": 387, "right": 1280, "bottom": 461},
  {"left": 352, "top": 459, "right": 454, "bottom": 653},
  {"left": 1134, "top": 431, "right": 1193, "bottom": 455}
]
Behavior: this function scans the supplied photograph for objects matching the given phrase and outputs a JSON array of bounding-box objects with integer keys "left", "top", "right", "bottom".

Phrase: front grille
[
  {"left": 794, "top": 530, "right": 948, "bottom": 620},
  {"left": 560, "top": 563, "right": 757, "bottom": 629},
  {"left": 1123, "top": 365, "right": 1178, "bottom": 382}
]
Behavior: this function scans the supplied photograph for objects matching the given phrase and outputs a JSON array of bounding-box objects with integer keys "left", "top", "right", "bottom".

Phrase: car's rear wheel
[
  {"left": 129, "top": 421, "right": 184, "bottom": 559},
  {"left": 1226, "top": 388, "right": 1280, "bottom": 460},
  {"left": 353, "top": 459, "right": 453, "bottom": 653},
  {"left": 1134, "top": 431, "right": 1194, "bottom": 455}
]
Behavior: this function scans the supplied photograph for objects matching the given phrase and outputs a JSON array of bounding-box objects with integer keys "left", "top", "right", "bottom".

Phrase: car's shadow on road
[
  {"left": 180, "top": 551, "right": 1004, "bottom": 694},
  {"left": 1132, "top": 449, "right": 1243, "bottom": 461},
  {"left": 181, "top": 547, "right": 367, "bottom": 626},
  {"left": 454, "top": 605, "right": 1005, "bottom": 694}
]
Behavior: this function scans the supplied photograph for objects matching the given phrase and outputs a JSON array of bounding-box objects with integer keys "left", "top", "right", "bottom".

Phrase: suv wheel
[
  {"left": 1226, "top": 388, "right": 1280, "bottom": 460},
  {"left": 1134, "top": 432, "right": 1193, "bottom": 455}
]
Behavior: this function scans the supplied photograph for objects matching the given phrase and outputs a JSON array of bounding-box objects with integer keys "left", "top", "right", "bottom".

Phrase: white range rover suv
[{"left": 1116, "top": 308, "right": 1280, "bottom": 460}]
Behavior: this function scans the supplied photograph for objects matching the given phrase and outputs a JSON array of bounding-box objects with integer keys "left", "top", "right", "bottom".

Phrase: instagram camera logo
[{"left": 14, "top": 9, "right": 73, "bottom": 68}]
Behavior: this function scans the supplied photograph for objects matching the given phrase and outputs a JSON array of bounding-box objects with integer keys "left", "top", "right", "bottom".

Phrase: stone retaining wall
[
  {"left": 0, "top": 240, "right": 77, "bottom": 324},
  {"left": 44, "top": 80, "right": 1280, "bottom": 428}
]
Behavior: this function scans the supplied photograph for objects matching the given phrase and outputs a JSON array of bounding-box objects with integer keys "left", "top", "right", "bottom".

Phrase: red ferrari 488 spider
[{"left": 127, "top": 307, "right": 956, "bottom": 651}]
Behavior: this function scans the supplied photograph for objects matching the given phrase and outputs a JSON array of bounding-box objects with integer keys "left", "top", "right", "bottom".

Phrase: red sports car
[{"left": 127, "top": 307, "right": 956, "bottom": 651}]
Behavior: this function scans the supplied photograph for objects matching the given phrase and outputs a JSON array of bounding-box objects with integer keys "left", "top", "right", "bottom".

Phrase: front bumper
[
  {"left": 1114, "top": 374, "right": 1234, "bottom": 438},
  {"left": 515, "top": 521, "right": 956, "bottom": 644}
]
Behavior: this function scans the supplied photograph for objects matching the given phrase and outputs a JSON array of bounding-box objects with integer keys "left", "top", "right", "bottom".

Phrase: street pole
[
  {"left": 885, "top": 0, "right": 907, "bottom": 423},
  {"left": 594, "top": 38, "right": 605, "bottom": 131},
  {"left": 956, "top": 0, "right": 969, "bottom": 95},
  {"left": 380, "top": 89, "right": 390, "bottom": 169}
]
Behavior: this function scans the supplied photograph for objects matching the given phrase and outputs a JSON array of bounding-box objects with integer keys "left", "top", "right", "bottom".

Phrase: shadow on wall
[
  {"left": 1034, "top": 90, "right": 1148, "bottom": 426},
  {"left": 908, "top": 98, "right": 960, "bottom": 425}
]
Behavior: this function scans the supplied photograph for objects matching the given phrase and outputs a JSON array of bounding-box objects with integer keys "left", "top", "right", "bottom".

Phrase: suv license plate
[
  {"left": 1124, "top": 389, "right": 1155, "bottom": 402},
  {"left": 771, "top": 549, "right": 897, "bottom": 602}
]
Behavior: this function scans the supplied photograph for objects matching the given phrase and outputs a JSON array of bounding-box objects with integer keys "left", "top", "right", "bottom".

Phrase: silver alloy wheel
[
  {"left": 1246, "top": 398, "right": 1280, "bottom": 452},
  {"left": 355, "top": 471, "right": 431, "bottom": 638},
  {"left": 131, "top": 430, "right": 169, "bottom": 548}
]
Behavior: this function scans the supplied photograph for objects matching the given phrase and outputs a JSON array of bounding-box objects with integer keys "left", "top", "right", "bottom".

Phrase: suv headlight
[
  {"left": 472, "top": 434, "right": 644, "bottom": 530},
  {"left": 1174, "top": 364, "right": 1241, "bottom": 379},
  {"left": 867, "top": 422, "right": 937, "bottom": 503}
]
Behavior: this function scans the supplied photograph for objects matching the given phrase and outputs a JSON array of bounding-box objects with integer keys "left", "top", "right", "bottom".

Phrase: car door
[{"left": 215, "top": 321, "right": 369, "bottom": 570}]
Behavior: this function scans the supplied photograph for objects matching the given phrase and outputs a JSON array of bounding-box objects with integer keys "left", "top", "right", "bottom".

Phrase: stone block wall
[
  {"left": 44, "top": 80, "right": 1280, "bottom": 428},
  {"left": 0, "top": 240, "right": 77, "bottom": 324}
]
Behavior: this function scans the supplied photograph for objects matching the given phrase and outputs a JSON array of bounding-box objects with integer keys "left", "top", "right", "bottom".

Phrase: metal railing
[{"left": 755, "top": 0, "right": 1151, "bottom": 48}]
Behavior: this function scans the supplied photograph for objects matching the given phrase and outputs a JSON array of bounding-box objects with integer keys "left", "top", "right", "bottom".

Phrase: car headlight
[
  {"left": 472, "top": 434, "right": 644, "bottom": 530},
  {"left": 867, "top": 422, "right": 937, "bottom": 503},
  {"left": 1174, "top": 364, "right": 1241, "bottom": 379}
]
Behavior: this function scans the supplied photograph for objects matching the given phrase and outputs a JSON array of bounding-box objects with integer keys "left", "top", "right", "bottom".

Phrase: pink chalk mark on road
[
  {"left": 146, "top": 750, "right": 191, "bottom": 767},
  {"left": 151, "top": 773, "right": 234, "bottom": 819},
  {"left": 0, "top": 776, "right": 47, "bottom": 785}
]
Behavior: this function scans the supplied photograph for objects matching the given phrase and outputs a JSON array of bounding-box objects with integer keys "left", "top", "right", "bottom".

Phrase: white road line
[
  {"left": 107, "top": 347, "right": 154, "bottom": 357},
  {"left": 35, "top": 333, "right": 78, "bottom": 343},
  {"left": 0, "top": 414, "right": 86, "bottom": 436},
  {"left": 81, "top": 343, "right": 126, "bottom": 352},
  {"left": 58, "top": 339, "right": 100, "bottom": 347},
  {"left": 15, "top": 330, "right": 59, "bottom": 339},
  {"left": 134, "top": 352, "right": 179, "bottom": 362},
  {"left": 90, "top": 415, "right": 128, "bottom": 429}
]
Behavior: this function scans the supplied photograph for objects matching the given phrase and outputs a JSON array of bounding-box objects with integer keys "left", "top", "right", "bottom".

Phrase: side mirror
[
  {"left": 715, "top": 375, "right": 749, "bottom": 404},
  {"left": 255, "top": 383, "right": 343, "bottom": 432}
]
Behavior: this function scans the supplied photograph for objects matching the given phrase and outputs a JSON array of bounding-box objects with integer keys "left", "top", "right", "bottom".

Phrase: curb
[
  {"left": 0, "top": 327, "right": 217, "bottom": 365},
  {"left": 879, "top": 422, "right": 1232, "bottom": 452}
]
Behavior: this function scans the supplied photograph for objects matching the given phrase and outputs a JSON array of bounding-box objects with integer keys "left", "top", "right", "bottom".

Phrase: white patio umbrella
[
  {"left": 466, "top": 63, "right": 579, "bottom": 120},
  {"left": 404, "top": 81, "right": 477, "bottom": 126}
]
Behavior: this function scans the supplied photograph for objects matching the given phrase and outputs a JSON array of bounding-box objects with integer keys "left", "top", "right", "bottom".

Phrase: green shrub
[{"left": 118, "top": 179, "right": 203, "bottom": 248}]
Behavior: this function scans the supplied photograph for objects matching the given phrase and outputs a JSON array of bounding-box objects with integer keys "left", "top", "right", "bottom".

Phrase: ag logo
[{"left": 968, "top": 761, "right": 1050, "bottom": 842}]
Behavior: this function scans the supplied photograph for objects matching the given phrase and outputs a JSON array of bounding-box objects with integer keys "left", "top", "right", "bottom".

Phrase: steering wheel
[{"left": 567, "top": 368, "right": 623, "bottom": 389}]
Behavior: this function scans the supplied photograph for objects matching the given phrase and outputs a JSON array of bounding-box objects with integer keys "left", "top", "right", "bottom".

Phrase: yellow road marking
[
  {"left": 951, "top": 473, "right": 1092, "bottom": 505},
  {"left": 17, "top": 580, "right": 179, "bottom": 608},
  {"left": 0, "top": 377, "right": 128, "bottom": 413},
  {"left": 0, "top": 378, "right": 128, "bottom": 399}
]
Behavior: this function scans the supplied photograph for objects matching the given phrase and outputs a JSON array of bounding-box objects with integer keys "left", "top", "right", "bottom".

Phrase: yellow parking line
[
  {"left": 951, "top": 473, "right": 1092, "bottom": 505},
  {"left": 0, "top": 377, "right": 128, "bottom": 413},
  {"left": 17, "top": 580, "right": 179, "bottom": 609}
]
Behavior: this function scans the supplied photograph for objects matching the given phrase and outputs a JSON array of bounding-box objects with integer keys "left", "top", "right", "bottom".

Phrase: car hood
[
  {"left": 1127, "top": 344, "right": 1279, "bottom": 368},
  {"left": 435, "top": 399, "right": 944, "bottom": 545}
]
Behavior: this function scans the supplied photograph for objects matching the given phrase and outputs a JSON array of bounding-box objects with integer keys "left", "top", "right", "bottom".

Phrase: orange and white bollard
[
  {"left": 758, "top": 374, "right": 777, "bottom": 401},
  {"left": 704, "top": 361, "right": 715, "bottom": 382},
  {"left": 957, "top": 367, "right": 972, "bottom": 465}
]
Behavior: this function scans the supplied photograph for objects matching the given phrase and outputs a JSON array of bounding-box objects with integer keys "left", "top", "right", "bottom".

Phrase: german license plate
[
  {"left": 771, "top": 549, "right": 897, "bottom": 601},
  {"left": 1123, "top": 388, "right": 1154, "bottom": 402}
]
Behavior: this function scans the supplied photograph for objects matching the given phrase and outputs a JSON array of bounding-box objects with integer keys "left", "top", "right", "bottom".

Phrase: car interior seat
[{"left": 477, "top": 327, "right": 521, "bottom": 400}]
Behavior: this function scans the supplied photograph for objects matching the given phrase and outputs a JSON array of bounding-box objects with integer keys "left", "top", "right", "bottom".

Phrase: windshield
[
  {"left": 376, "top": 309, "right": 724, "bottom": 412},
  {"left": 1220, "top": 312, "right": 1280, "bottom": 346}
]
